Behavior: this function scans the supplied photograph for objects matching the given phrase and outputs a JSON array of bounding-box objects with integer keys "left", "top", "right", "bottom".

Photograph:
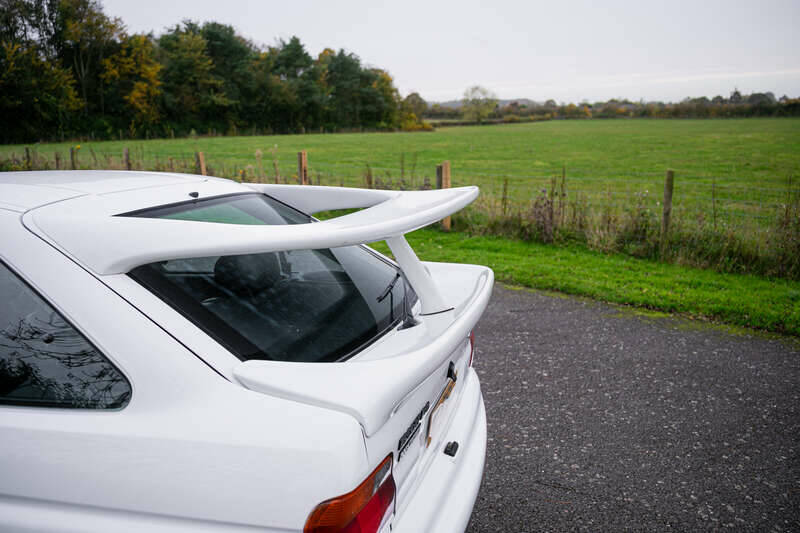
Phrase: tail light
[
  {"left": 304, "top": 454, "right": 395, "bottom": 533},
  {"left": 468, "top": 331, "right": 476, "bottom": 367}
]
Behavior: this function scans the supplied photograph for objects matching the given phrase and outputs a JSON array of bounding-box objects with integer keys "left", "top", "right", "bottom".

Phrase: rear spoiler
[
  {"left": 247, "top": 184, "right": 478, "bottom": 314},
  {"left": 234, "top": 263, "right": 494, "bottom": 436},
  {"left": 29, "top": 184, "right": 478, "bottom": 315}
]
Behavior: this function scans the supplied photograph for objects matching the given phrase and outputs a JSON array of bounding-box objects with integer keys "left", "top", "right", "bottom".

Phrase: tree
[
  {"left": 461, "top": 85, "right": 497, "bottom": 124},
  {"left": 325, "top": 50, "right": 363, "bottom": 128},
  {"left": 59, "top": 0, "right": 125, "bottom": 116},
  {"left": 101, "top": 34, "right": 162, "bottom": 131},
  {"left": 200, "top": 21, "right": 257, "bottom": 129},
  {"left": 370, "top": 69, "right": 400, "bottom": 128},
  {"left": 273, "top": 37, "right": 323, "bottom": 131},
  {"left": 0, "top": 41, "right": 80, "bottom": 142},
  {"left": 403, "top": 92, "right": 427, "bottom": 118},
  {"left": 0, "top": 0, "right": 62, "bottom": 57},
  {"left": 274, "top": 36, "right": 312, "bottom": 80},
  {"left": 747, "top": 92, "right": 776, "bottom": 106},
  {"left": 157, "top": 26, "right": 230, "bottom": 131}
]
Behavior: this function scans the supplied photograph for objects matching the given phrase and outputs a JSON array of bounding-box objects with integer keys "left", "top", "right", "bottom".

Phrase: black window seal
[{"left": 117, "top": 192, "right": 266, "bottom": 219}]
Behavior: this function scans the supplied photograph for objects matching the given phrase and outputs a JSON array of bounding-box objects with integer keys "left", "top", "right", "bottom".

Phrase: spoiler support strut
[
  {"left": 251, "top": 184, "right": 476, "bottom": 316},
  {"left": 386, "top": 235, "right": 450, "bottom": 315}
]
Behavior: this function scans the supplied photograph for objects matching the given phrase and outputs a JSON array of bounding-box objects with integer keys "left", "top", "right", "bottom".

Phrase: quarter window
[{"left": 0, "top": 262, "right": 131, "bottom": 409}]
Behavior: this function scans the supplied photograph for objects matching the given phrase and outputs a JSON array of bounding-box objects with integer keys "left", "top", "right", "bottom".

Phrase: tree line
[
  {"left": 0, "top": 0, "right": 430, "bottom": 143},
  {"left": 2, "top": 1, "right": 797, "bottom": 145},
  {"left": 430, "top": 87, "right": 800, "bottom": 124}
]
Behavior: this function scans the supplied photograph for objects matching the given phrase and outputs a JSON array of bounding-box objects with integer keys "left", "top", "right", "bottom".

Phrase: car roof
[
  {"left": 6, "top": 171, "right": 259, "bottom": 274},
  {"left": 0, "top": 171, "right": 213, "bottom": 212}
]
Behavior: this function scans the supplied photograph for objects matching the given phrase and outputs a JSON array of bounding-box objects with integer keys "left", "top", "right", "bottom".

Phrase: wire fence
[{"left": 3, "top": 145, "right": 797, "bottom": 237}]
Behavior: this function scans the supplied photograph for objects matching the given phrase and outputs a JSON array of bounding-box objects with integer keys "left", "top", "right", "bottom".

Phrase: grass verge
[{"left": 369, "top": 229, "right": 800, "bottom": 336}]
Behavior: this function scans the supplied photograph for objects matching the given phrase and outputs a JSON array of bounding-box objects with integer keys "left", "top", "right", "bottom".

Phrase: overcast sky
[{"left": 102, "top": 0, "right": 800, "bottom": 103}]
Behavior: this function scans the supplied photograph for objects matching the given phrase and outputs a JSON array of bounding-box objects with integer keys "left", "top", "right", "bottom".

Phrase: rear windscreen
[{"left": 126, "top": 193, "right": 416, "bottom": 363}]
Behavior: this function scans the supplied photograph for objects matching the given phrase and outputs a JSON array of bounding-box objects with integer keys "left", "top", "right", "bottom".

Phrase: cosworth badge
[{"left": 397, "top": 401, "right": 430, "bottom": 461}]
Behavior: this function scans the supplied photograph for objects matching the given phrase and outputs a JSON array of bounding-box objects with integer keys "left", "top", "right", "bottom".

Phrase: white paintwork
[
  {"left": 234, "top": 264, "right": 493, "bottom": 436},
  {"left": 0, "top": 209, "right": 368, "bottom": 532},
  {"left": 0, "top": 171, "right": 490, "bottom": 533},
  {"left": 25, "top": 174, "right": 476, "bottom": 314},
  {"left": 246, "top": 183, "right": 396, "bottom": 214},
  {"left": 393, "top": 369, "right": 487, "bottom": 533},
  {"left": 28, "top": 181, "right": 478, "bottom": 275}
]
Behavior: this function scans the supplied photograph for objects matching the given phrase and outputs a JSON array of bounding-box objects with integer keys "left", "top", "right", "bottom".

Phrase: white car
[{"left": 0, "top": 171, "right": 493, "bottom": 533}]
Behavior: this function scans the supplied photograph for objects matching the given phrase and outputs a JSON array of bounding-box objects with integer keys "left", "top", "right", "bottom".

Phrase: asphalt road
[{"left": 466, "top": 284, "right": 800, "bottom": 532}]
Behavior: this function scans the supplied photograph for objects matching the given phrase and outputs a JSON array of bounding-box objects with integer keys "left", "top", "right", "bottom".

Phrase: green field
[
  {"left": 3, "top": 118, "right": 799, "bottom": 222},
  {"left": 3, "top": 119, "right": 800, "bottom": 333},
  {"left": 4, "top": 118, "right": 799, "bottom": 178}
]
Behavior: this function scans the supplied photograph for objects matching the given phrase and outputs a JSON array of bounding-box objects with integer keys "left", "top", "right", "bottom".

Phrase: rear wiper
[
  {"left": 377, "top": 271, "right": 417, "bottom": 329},
  {"left": 399, "top": 272, "right": 418, "bottom": 329},
  {"left": 377, "top": 272, "right": 401, "bottom": 303}
]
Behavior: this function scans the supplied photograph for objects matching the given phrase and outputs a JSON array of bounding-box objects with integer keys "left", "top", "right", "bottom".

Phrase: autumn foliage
[{"left": 0, "top": 0, "right": 428, "bottom": 142}]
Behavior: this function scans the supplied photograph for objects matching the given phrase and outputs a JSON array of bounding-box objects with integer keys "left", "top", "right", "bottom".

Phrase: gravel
[{"left": 466, "top": 284, "right": 800, "bottom": 532}]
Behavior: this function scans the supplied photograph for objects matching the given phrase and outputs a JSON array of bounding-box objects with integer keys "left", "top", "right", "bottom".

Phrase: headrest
[{"left": 214, "top": 253, "right": 282, "bottom": 296}]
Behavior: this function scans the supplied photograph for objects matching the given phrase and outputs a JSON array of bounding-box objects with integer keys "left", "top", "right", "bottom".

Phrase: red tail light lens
[
  {"left": 304, "top": 455, "right": 395, "bottom": 533},
  {"left": 468, "top": 331, "right": 476, "bottom": 367}
]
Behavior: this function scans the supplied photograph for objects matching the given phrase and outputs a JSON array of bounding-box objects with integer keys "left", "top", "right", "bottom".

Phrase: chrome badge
[{"left": 397, "top": 401, "right": 430, "bottom": 461}]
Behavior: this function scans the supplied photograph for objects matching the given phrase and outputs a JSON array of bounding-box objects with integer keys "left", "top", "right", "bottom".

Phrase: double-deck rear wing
[
  {"left": 248, "top": 184, "right": 478, "bottom": 314},
  {"left": 27, "top": 183, "right": 478, "bottom": 315}
]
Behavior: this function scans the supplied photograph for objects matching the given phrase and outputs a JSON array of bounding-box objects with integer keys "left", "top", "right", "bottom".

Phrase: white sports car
[{"left": 0, "top": 171, "right": 492, "bottom": 533}]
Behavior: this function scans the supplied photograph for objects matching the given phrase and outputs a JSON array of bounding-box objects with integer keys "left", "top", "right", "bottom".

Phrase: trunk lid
[
  {"left": 233, "top": 261, "right": 492, "bottom": 516},
  {"left": 233, "top": 262, "right": 492, "bottom": 436}
]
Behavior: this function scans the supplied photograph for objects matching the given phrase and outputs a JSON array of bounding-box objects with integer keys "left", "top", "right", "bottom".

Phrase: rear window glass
[
  {"left": 124, "top": 193, "right": 307, "bottom": 225},
  {"left": 127, "top": 193, "right": 416, "bottom": 363}
]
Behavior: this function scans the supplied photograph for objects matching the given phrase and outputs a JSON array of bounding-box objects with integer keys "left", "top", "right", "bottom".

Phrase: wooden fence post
[
  {"left": 439, "top": 161, "right": 452, "bottom": 231},
  {"left": 123, "top": 148, "right": 131, "bottom": 170},
  {"left": 70, "top": 147, "right": 77, "bottom": 170},
  {"left": 297, "top": 150, "right": 309, "bottom": 185},
  {"left": 54, "top": 152, "right": 61, "bottom": 170},
  {"left": 560, "top": 165, "right": 566, "bottom": 225},
  {"left": 195, "top": 151, "right": 207, "bottom": 176},
  {"left": 255, "top": 150, "right": 265, "bottom": 182},
  {"left": 712, "top": 176, "right": 717, "bottom": 231},
  {"left": 660, "top": 169, "right": 675, "bottom": 257},
  {"left": 501, "top": 178, "right": 509, "bottom": 216},
  {"left": 24, "top": 147, "right": 31, "bottom": 170}
]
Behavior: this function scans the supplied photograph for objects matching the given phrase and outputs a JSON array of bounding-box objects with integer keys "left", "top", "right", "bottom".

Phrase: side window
[{"left": 0, "top": 262, "right": 131, "bottom": 409}]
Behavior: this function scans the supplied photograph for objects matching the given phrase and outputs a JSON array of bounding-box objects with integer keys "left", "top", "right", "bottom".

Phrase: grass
[
  {"left": 369, "top": 229, "right": 800, "bottom": 337},
  {"left": 4, "top": 119, "right": 798, "bottom": 226},
  {"left": 3, "top": 118, "right": 799, "bottom": 191},
  {"left": 3, "top": 119, "right": 799, "bottom": 330}
]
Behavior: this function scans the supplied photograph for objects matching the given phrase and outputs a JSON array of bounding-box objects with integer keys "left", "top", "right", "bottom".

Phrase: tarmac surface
[{"left": 466, "top": 284, "right": 800, "bottom": 532}]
